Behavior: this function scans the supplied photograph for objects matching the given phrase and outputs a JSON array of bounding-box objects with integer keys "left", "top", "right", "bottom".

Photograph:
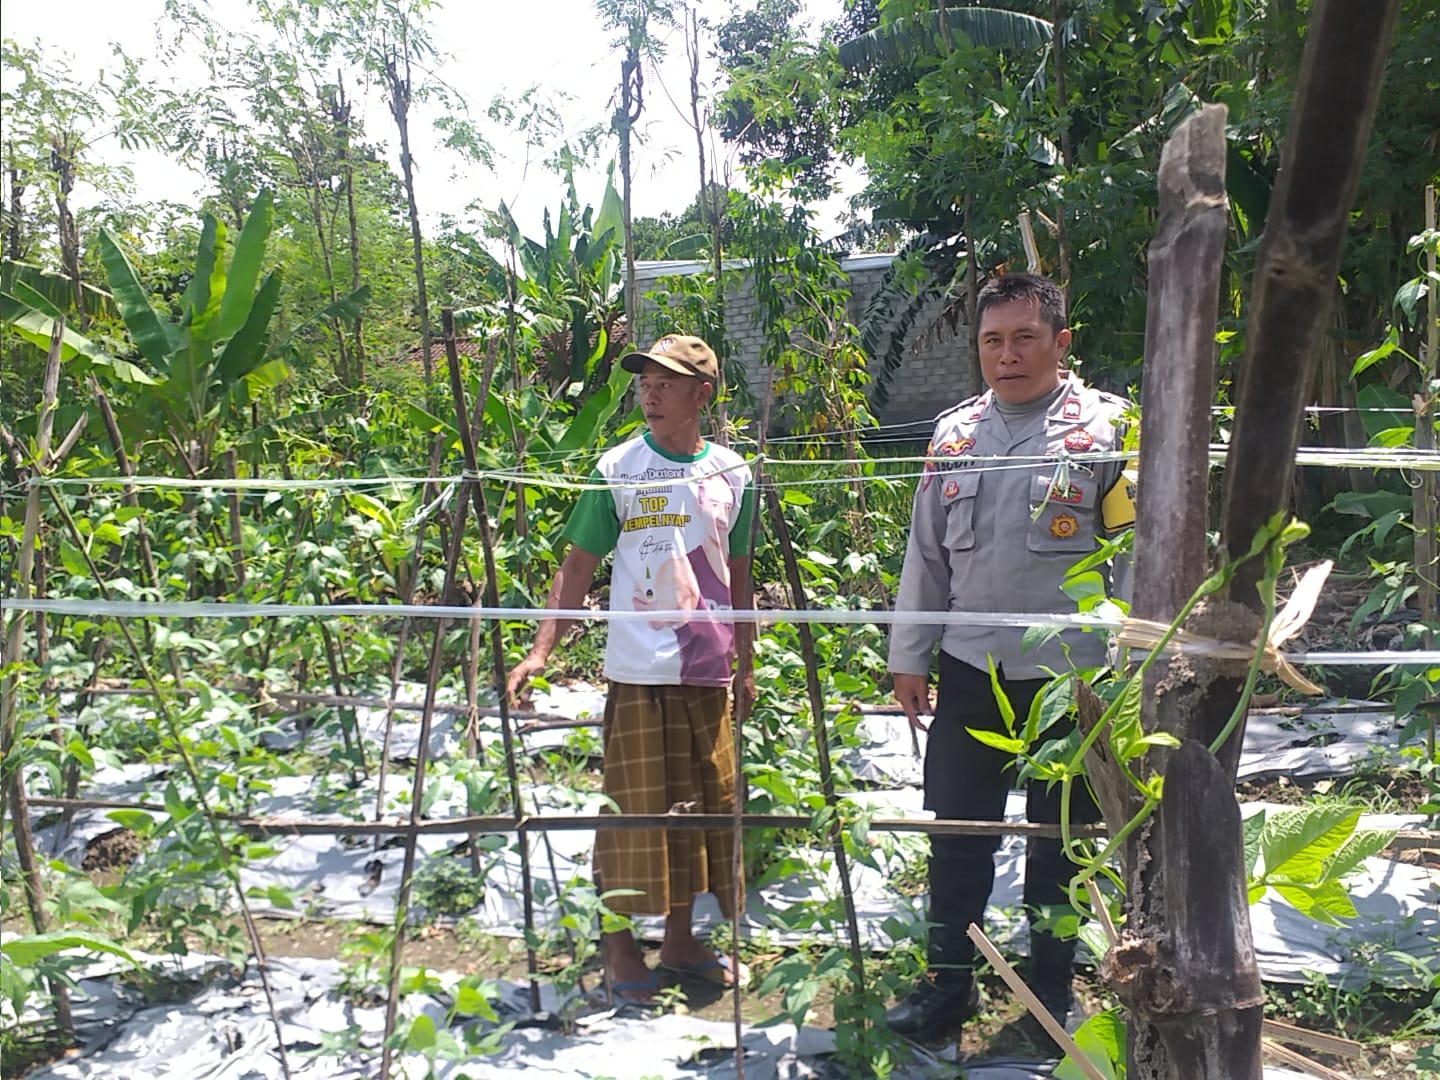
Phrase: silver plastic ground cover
[
  {"left": 19, "top": 687, "right": 1434, "bottom": 1079},
  {"left": 19, "top": 951, "right": 1324, "bottom": 1080}
]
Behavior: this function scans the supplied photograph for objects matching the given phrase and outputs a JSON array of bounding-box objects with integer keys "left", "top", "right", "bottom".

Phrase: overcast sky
[{"left": 3, "top": 0, "right": 856, "bottom": 239}]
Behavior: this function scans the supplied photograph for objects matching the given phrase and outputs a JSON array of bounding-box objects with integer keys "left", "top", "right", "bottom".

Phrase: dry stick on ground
[
  {"left": 2, "top": 319, "right": 75, "bottom": 1034},
  {"left": 442, "top": 309, "right": 541, "bottom": 1012},
  {"left": 764, "top": 488, "right": 868, "bottom": 1003},
  {"left": 44, "top": 487, "right": 292, "bottom": 1079}
]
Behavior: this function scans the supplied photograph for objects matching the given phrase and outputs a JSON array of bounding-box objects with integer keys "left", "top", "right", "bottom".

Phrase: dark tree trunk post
[
  {"left": 1221, "top": 0, "right": 1400, "bottom": 607},
  {"left": 1104, "top": 103, "right": 1242, "bottom": 1079},
  {"left": 1105, "top": 3, "right": 1401, "bottom": 1077}
]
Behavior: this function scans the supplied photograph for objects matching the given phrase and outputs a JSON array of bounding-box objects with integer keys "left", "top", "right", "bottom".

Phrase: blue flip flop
[
  {"left": 660, "top": 954, "right": 750, "bottom": 989},
  {"left": 608, "top": 968, "right": 660, "bottom": 1004}
]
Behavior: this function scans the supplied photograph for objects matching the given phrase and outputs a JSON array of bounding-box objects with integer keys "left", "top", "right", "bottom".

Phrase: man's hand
[
  {"left": 505, "top": 653, "right": 546, "bottom": 708},
  {"left": 892, "top": 672, "right": 933, "bottom": 733}
]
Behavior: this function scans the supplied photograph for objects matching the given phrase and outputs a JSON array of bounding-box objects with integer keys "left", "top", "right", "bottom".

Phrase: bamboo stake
[
  {"left": 1261, "top": 1017, "right": 1364, "bottom": 1062},
  {"left": 371, "top": 403, "right": 454, "bottom": 841},
  {"left": 966, "top": 923, "right": 1104, "bottom": 1080},
  {"left": 319, "top": 620, "right": 367, "bottom": 783},
  {"left": 459, "top": 374, "right": 492, "bottom": 877},
  {"left": 44, "top": 487, "right": 292, "bottom": 1079},
  {"left": 306, "top": 489, "right": 368, "bottom": 783},
  {"left": 24, "top": 796, "right": 1105, "bottom": 839},
  {"left": 256, "top": 494, "right": 315, "bottom": 676},
  {"left": 1415, "top": 183, "right": 1437, "bottom": 756},
  {"left": 730, "top": 369, "right": 773, "bottom": 1078},
  {"left": 371, "top": 516, "right": 430, "bottom": 846},
  {"left": 442, "top": 308, "right": 540, "bottom": 1011},
  {"left": 378, "top": 445, "right": 472, "bottom": 1079},
  {"left": 89, "top": 379, "right": 169, "bottom": 668},
  {"left": 764, "top": 488, "right": 868, "bottom": 1004},
  {"left": 1, "top": 318, "right": 74, "bottom": 1034},
  {"left": 222, "top": 449, "right": 246, "bottom": 591}
]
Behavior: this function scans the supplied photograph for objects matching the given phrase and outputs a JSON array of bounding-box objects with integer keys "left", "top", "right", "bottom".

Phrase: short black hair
[{"left": 975, "top": 272, "right": 1066, "bottom": 336}]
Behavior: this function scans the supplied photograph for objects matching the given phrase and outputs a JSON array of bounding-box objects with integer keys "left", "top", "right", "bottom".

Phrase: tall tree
[
  {"left": 597, "top": 0, "right": 675, "bottom": 337},
  {"left": 0, "top": 42, "right": 161, "bottom": 328}
]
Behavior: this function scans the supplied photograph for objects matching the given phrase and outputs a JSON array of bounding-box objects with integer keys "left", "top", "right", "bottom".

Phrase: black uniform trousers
[{"left": 923, "top": 650, "right": 1100, "bottom": 988}]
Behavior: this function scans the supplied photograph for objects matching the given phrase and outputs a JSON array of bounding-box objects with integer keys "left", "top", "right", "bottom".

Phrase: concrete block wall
[{"left": 634, "top": 255, "right": 975, "bottom": 433}]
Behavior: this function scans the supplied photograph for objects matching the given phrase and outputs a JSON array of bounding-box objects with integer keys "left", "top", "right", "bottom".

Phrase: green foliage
[
  {"left": 1054, "top": 1008, "right": 1126, "bottom": 1080},
  {"left": 409, "top": 846, "right": 503, "bottom": 919},
  {"left": 1245, "top": 805, "right": 1395, "bottom": 926}
]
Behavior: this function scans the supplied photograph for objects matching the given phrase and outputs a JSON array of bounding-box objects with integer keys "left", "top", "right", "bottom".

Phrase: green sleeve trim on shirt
[
  {"left": 563, "top": 471, "right": 620, "bottom": 556},
  {"left": 728, "top": 485, "right": 756, "bottom": 558}
]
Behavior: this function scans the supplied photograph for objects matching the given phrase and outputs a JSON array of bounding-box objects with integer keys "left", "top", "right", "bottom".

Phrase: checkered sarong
[{"left": 593, "top": 683, "right": 740, "bottom": 917}]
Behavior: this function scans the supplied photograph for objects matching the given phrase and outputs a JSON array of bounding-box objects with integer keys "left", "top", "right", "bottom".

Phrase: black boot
[
  {"left": 1028, "top": 932, "right": 1077, "bottom": 1028},
  {"left": 885, "top": 976, "right": 980, "bottom": 1044}
]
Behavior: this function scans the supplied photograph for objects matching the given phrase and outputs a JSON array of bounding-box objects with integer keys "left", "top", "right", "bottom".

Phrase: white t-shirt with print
[{"left": 564, "top": 433, "right": 754, "bottom": 687}]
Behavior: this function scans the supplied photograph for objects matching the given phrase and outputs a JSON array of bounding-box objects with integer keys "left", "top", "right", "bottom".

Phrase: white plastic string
[
  {"left": 25, "top": 444, "right": 1440, "bottom": 497},
  {"left": 3, "top": 597, "right": 1111, "bottom": 628},
  {"left": 4, "top": 598, "right": 1435, "bottom": 668}
]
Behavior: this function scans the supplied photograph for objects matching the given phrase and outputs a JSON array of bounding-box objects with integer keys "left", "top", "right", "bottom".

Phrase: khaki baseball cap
[{"left": 619, "top": 334, "right": 719, "bottom": 381}]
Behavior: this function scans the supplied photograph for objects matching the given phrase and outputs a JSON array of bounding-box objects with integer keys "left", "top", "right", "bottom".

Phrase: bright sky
[{"left": 2, "top": 0, "right": 856, "bottom": 240}]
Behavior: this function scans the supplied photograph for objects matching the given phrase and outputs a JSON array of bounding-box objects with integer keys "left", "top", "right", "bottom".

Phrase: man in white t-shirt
[{"left": 505, "top": 334, "right": 755, "bottom": 1002}]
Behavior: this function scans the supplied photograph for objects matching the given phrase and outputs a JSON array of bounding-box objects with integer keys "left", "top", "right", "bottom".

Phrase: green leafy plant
[{"left": 1243, "top": 804, "right": 1395, "bottom": 925}]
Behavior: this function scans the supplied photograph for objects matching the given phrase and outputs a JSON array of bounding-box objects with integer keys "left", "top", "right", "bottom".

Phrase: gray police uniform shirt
[{"left": 889, "top": 373, "right": 1135, "bottom": 681}]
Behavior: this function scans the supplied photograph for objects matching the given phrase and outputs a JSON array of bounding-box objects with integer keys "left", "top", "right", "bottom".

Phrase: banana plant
[
  {"left": 99, "top": 188, "right": 369, "bottom": 475},
  {"left": 4, "top": 189, "right": 369, "bottom": 476}
]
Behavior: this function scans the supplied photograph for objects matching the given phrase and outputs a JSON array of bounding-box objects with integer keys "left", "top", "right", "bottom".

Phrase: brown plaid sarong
[{"left": 593, "top": 682, "right": 740, "bottom": 917}]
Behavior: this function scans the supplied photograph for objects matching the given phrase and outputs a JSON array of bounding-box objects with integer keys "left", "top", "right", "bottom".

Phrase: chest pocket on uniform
[
  {"left": 1028, "top": 471, "right": 1095, "bottom": 553},
  {"left": 939, "top": 470, "right": 981, "bottom": 551}
]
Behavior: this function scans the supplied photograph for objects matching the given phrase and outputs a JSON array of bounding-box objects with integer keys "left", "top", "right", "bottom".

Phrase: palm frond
[
  {"left": 839, "top": 7, "right": 1053, "bottom": 73},
  {"left": 860, "top": 231, "right": 967, "bottom": 414}
]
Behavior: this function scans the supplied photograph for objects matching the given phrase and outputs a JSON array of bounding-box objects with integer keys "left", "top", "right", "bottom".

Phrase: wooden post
[
  {"left": 1221, "top": 0, "right": 1401, "bottom": 609},
  {"left": 1110, "top": 104, "right": 1239, "bottom": 1080},
  {"left": 0, "top": 323, "right": 75, "bottom": 1033},
  {"left": 1111, "top": 3, "right": 1400, "bottom": 1078}
]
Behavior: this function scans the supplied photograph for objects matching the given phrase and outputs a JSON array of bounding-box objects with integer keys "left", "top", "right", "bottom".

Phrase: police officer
[{"left": 886, "top": 272, "right": 1135, "bottom": 1044}]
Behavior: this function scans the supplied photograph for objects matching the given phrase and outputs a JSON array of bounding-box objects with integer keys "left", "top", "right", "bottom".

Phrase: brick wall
[{"left": 633, "top": 254, "right": 975, "bottom": 432}]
